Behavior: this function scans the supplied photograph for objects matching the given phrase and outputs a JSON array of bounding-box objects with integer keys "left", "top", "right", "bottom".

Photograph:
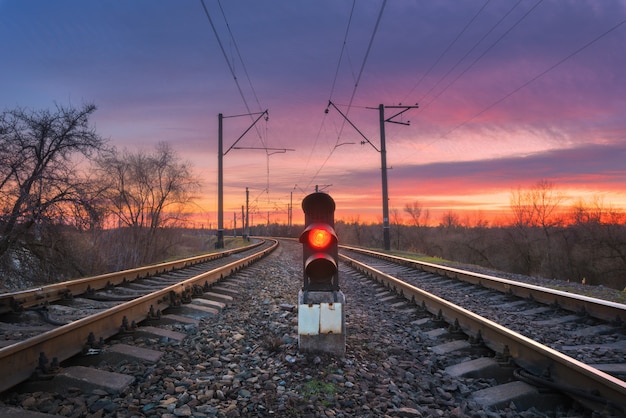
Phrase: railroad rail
[
  {"left": 0, "top": 240, "right": 266, "bottom": 315},
  {"left": 0, "top": 239, "right": 277, "bottom": 394},
  {"left": 1, "top": 239, "right": 625, "bottom": 415},
  {"left": 341, "top": 245, "right": 626, "bottom": 324},
  {"left": 340, "top": 245, "right": 626, "bottom": 413}
]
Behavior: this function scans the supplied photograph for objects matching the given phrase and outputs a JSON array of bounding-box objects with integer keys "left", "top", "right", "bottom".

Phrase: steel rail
[
  {"left": 340, "top": 253, "right": 626, "bottom": 412},
  {"left": 0, "top": 241, "right": 265, "bottom": 315},
  {"left": 341, "top": 245, "right": 626, "bottom": 323},
  {"left": 0, "top": 239, "right": 277, "bottom": 394}
]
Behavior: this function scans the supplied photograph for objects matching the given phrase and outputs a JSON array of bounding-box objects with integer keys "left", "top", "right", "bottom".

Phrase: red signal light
[{"left": 308, "top": 227, "right": 333, "bottom": 250}]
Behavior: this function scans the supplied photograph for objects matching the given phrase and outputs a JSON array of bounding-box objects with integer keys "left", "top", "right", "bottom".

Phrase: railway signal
[
  {"left": 299, "top": 193, "right": 338, "bottom": 291},
  {"left": 298, "top": 192, "right": 345, "bottom": 355}
]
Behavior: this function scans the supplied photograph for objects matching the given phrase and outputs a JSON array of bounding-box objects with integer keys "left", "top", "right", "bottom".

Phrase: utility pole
[
  {"left": 217, "top": 113, "right": 224, "bottom": 248},
  {"left": 379, "top": 104, "right": 390, "bottom": 251},
  {"left": 216, "top": 110, "right": 268, "bottom": 249},
  {"left": 289, "top": 191, "right": 293, "bottom": 228},
  {"left": 245, "top": 187, "right": 250, "bottom": 240},
  {"left": 326, "top": 101, "right": 418, "bottom": 251},
  {"left": 377, "top": 103, "right": 418, "bottom": 250}
]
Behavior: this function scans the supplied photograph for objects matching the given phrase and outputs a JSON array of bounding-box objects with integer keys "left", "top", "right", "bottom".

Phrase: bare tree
[
  {"left": 0, "top": 103, "right": 106, "bottom": 256},
  {"left": 510, "top": 180, "right": 566, "bottom": 228},
  {"left": 403, "top": 200, "right": 431, "bottom": 252},
  {"left": 531, "top": 179, "right": 567, "bottom": 228},
  {"left": 440, "top": 211, "right": 460, "bottom": 229},
  {"left": 390, "top": 208, "right": 403, "bottom": 250},
  {"left": 96, "top": 142, "right": 200, "bottom": 266},
  {"left": 508, "top": 180, "right": 568, "bottom": 276},
  {"left": 404, "top": 200, "right": 425, "bottom": 227}
]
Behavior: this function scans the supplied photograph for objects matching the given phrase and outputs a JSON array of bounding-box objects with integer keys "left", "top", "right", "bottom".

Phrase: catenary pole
[
  {"left": 217, "top": 113, "right": 224, "bottom": 248},
  {"left": 216, "top": 110, "right": 268, "bottom": 249},
  {"left": 379, "top": 104, "right": 390, "bottom": 250},
  {"left": 326, "top": 101, "right": 418, "bottom": 251}
]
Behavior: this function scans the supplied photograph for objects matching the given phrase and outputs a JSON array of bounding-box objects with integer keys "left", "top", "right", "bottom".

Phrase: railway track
[
  {"left": 340, "top": 245, "right": 626, "bottom": 414},
  {"left": 0, "top": 239, "right": 624, "bottom": 416},
  {"left": 0, "top": 239, "right": 277, "bottom": 395}
]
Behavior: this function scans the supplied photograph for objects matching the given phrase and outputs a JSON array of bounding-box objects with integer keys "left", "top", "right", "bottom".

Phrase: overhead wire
[
  {"left": 295, "top": 0, "right": 357, "bottom": 196},
  {"left": 200, "top": 0, "right": 268, "bottom": 148},
  {"left": 343, "top": 0, "right": 387, "bottom": 121},
  {"left": 303, "top": 0, "right": 388, "bottom": 193},
  {"left": 423, "top": 0, "right": 542, "bottom": 110},
  {"left": 200, "top": 0, "right": 249, "bottom": 113},
  {"left": 440, "top": 16, "right": 626, "bottom": 138},
  {"left": 402, "top": 0, "right": 491, "bottom": 104},
  {"left": 328, "top": 0, "right": 357, "bottom": 102},
  {"left": 393, "top": 0, "right": 545, "bottom": 163},
  {"left": 202, "top": 0, "right": 288, "bottom": 217},
  {"left": 217, "top": 1, "right": 267, "bottom": 140},
  {"left": 419, "top": 0, "right": 523, "bottom": 108}
]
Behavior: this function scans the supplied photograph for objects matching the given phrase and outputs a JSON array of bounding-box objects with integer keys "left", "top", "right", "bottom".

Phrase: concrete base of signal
[{"left": 298, "top": 290, "right": 346, "bottom": 356}]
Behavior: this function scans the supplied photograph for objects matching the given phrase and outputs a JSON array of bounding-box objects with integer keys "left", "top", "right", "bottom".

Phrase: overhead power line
[
  {"left": 200, "top": 0, "right": 267, "bottom": 148},
  {"left": 296, "top": 0, "right": 356, "bottom": 196},
  {"left": 424, "top": 0, "right": 542, "bottom": 110},
  {"left": 345, "top": 0, "right": 387, "bottom": 115},
  {"left": 216, "top": 1, "right": 264, "bottom": 116},
  {"left": 442, "top": 17, "right": 626, "bottom": 138},
  {"left": 403, "top": 0, "right": 491, "bottom": 103},
  {"left": 200, "top": 0, "right": 246, "bottom": 109},
  {"left": 419, "top": 0, "right": 523, "bottom": 108},
  {"left": 302, "top": 0, "right": 388, "bottom": 193},
  {"left": 328, "top": 0, "right": 356, "bottom": 102}
]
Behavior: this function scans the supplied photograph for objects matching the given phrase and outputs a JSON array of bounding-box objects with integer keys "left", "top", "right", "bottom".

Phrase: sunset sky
[{"left": 1, "top": 1, "right": 625, "bottom": 227}]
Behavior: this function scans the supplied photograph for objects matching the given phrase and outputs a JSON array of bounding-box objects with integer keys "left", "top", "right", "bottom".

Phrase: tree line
[
  {"left": 334, "top": 181, "right": 626, "bottom": 291},
  {"left": 253, "top": 181, "right": 626, "bottom": 291},
  {"left": 2, "top": 104, "right": 625, "bottom": 291},
  {"left": 0, "top": 103, "right": 199, "bottom": 284}
]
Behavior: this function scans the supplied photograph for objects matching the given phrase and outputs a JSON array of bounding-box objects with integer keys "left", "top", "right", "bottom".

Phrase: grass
[
  {"left": 387, "top": 249, "right": 626, "bottom": 305},
  {"left": 300, "top": 379, "right": 338, "bottom": 406},
  {"left": 388, "top": 249, "right": 455, "bottom": 265},
  {"left": 549, "top": 284, "right": 626, "bottom": 304}
]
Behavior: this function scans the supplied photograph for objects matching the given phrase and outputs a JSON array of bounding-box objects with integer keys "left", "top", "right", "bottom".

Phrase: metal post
[
  {"left": 290, "top": 191, "right": 293, "bottom": 228},
  {"left": 245, "top": 187, "right": 249, "bottom": 240},
  {"left": 325, "top": 100, "right": 417, "bottom": 252},
  {"left": 379, "top": 104, "right": 390, "bottom": 251},
  {"left": 217, "top": 113, "right": 224, "bottom": 249},
  {"left": 217, "top": 110, "right": 270, "bottom": 249}
]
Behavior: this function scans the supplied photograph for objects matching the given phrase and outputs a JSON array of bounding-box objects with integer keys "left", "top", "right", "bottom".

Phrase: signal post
[{"left": 298, "top": 192, "right": 345, "bottom": 356}]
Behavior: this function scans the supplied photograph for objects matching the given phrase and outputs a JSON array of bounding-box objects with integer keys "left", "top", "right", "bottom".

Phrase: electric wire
[
  {"left": 343, "top": 0, "right": 387, "bottom": 123},
  {"left": 439, "top": 17, "right": 626, "bottom": 139},
  {"left": 402, "top": 0, "right": 491, "bottom": 104},
  {"left": 393, "top": 0, "right": 545, "bottom": 164},
  {"left": 330, "top": 0, "right": 387, "bottom": 151},
  {"left": 200, "top": 0, "right": 268, "bottom": 149},
  {"left": 199, "top": 0, "right": 248, "bottom": 115},
  {"left": 202, "top": 0, "right": 285, "bottom": 210},
  {"left": 423, "top": 0, "right": 543, "bottom": 110},
  {"left": 296, "top": 0, "right": 356, "bottom": 197},
  {"left": 216, "top": 0, "right": 263, "bottom": 114},
  {"left": 419, "top": 0, "right": 523, "bottom": 108},
  {"left": 303, "top": 0, "right": 388, "bottom": 193},
  {"left": 216, "top": 0, "right": 267, "bottom": 148},
  {"left": 328, "top": 0, "right": 356, "bottom": 102}
]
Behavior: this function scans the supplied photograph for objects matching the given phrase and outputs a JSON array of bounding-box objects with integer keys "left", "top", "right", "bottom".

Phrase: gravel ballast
[{"left": 1, "top": 240, "right": 596, "bottom": 417}]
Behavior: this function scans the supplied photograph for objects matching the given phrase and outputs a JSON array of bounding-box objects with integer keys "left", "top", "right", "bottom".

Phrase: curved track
[
  {"left": 0, "top": 240, "right": 277, "bottom": 393},
  {"left": 1, "top": 239, "right": 625, "bottom": 415},
  {"left": 340, "top": 245, "right": 626, "bottom": 413}
]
